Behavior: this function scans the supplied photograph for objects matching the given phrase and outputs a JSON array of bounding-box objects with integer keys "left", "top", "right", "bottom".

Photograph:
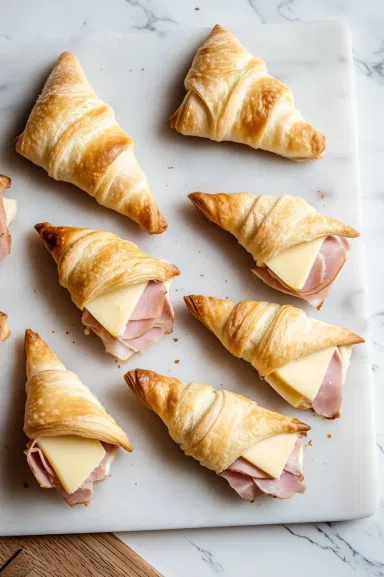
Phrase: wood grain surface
[{"left": 0, "top": 533, "right": 164, "bottom": 577}]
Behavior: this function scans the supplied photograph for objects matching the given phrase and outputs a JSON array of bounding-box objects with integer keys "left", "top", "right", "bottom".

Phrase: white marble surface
[{"left": 1, "top": 0, "right": 383, "bottom": 575}]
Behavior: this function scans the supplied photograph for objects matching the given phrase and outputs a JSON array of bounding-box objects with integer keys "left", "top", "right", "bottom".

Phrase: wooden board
[{"left": 0, "top": 534, "right": 163, "bottom": 577}]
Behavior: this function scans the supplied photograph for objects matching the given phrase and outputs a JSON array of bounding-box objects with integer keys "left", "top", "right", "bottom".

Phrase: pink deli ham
[
  {"left": 252, "top": 235, "right": 350, "bottom": 309},
  {"left": 26, "top": 440, "right": 117, "bottom": 506},
  {"left": 0, "top": 195, "right": 11, "bottom": 261},
  {"left": 82, "top": 281, "right": 174, "bottom": 360},
  {"left": 312, "top": 348, "right": 343, "bottom": 419},
  {"left": 220, "top": 436, "right": 305, "bottom": 501}
]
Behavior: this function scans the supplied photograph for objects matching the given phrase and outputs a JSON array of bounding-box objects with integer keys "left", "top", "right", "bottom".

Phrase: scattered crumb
[
  {"left": 84, "top": 328, "right": 91, "bottom": 336},
  {"left": 72, "top": 341, "right": 75, "bottom": 344},
  {"left": 135, "top": 482, "right": 137, "bottom": 486},
  {"left": 118, "top": 365, "right": 121, "bottom": 369},
  {"left": 306, "top": 439, "right": 313, "bottom": 447},
  {"left": 174, "top": 359, "right": 180, "bottom": 364},
  {"left": 225, "top": 280, "right": 228, "bottom": 283},
  {"left": 129, "top": 69, "right": 132, "bottom": 72},
  {"left": 175, "top": 289, "right": 178, "bottom": 292},
  {"left": 173, "top": 338, "right": 178, "bottom": 342},
  {"left": 23, "top": 481, "right": 29, "bottom": 489},
  {"left": 200, "top": 274, "right": 204, "bottom": 277},
  {"left": 66, "top": 331, "right": 69, "bottom": 335},
  {"left": 195, "top": 6, "right": 200, "bottom": 10},
  {"left": 52, "top": 330, "right": 55, "bottom": 334},
  {"left": 114, "top": 359, "right": 118, "bottom": 363},
  {"left": 167, "top": 166, "right": 175, "bottom": 169},
  {"left": 225, "top": 296, "right": 229, "bottom": 299},
  {"left": 320, "top": 193, "right": 325, "bottom": 199},
  {"left": 327, "top": 434, "right": 332, "bottom": 439},
  {"left": 33, "top": 289, "right": 36, "bottom": 293},
  {"left": 141, "top": 68, "right": 144, "bottom": 71}
]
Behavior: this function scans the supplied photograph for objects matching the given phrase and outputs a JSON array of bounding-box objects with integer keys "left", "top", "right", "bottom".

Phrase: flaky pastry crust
[
  {"left": 16, "top": 52, "right": 166, "bottom": 233},
  {"left": 125, "top": 369, "right": 309, "bottom": 473},
  {"left": 24, "top": 329, "right": 132, "bottom": 451},
  {"left": 171, "top": 25, "right": 325, "bottom": 160}
]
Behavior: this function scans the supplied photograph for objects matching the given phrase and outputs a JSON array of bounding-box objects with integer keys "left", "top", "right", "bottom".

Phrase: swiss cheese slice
[
  {"left": 2, "top": 197, "right": 17, "bottom": 226},
  {"left": 37, "top": 435, "right": 106, "bottom": 494},
  {"left": 265, "top": 373, "right": 304, "bottom": 407},
  {"left": 265, "top": 236, "right": 325, "bottom": 290},
  {"left": 242, "top": 433, "right": 298, "bottom": 479},
  {"left": 85, "top": 282, "right": 148, "bottom": 337},
  {"left": 273, "top": 346, "right": 337, "bottom": 401}
]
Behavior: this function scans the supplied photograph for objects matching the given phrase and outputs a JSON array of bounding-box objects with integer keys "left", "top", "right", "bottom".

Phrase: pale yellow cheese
[
  {"left": 265, "top": 373, "right": 304, "bottom": 407},
  {"left": 37, "top": 435, "right": 106, "bottom": 494},
  {"left": 2, "top": 196, "right": 17, "bottom": 226},
  {"left": 273, "top": 346, "right": 336, "bottom": 401},
  {"left": 85, "top": 282, "right": 148, "bottom": 337},
  {"left": 265, "top": 236, "right": 325, "bottom": 290},
  {"left": 242, "top": 433, "right": 298, "bottom": 479}
]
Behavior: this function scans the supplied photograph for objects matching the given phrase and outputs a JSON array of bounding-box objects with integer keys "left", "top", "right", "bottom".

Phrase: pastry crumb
[
  {"left": 84, "top": 328, "right": 91, "bottom": 336},
  {"left": 72, "top": 341, "right": 75, "bottom": 344},
  {"left": 52, "top": 330, "right": 55, "bottom": 334},
  {"left": 195, "top": 6, "right": 200, "bottom": 10},
  {"left": 225, "top": 279, "right": 228, "bottom": 282},
  {"left": 118, "top": 365, "right": 121, "bottom": 369},
  {"left": 200, "top": 274, "right": 204, "bottom": 277},
  {"left": 174, "top": 359, "right": 180, "bottom": 364},
  {"left": 66, "top": 331, "right": 69, "bottom": 335},
  {"left": 129, "top": 69, "right": 132, "bottom": 72},
  {"left": 167, "top": 166, "right": 175, "bottom": 169},
  {"left": 173, "top": 338, "right": 178, "bottom": 342},
  {"left": 306, "top": 440, "right": 313, "bottom": 447},
  {"left": 327, "top": 434, "right": 332, "bottom": 439},
  {"left": 141, "top": 68, "right": 144, "bottom": 71}
]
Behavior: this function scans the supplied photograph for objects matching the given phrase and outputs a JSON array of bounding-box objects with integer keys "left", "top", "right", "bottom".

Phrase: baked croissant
[
  {"left": 189, "top": 192, "right": 359, "bottom": 308},
  {"left": 16, "top": 52, "right": 166, "bottom": 234},
  {"left": 0, "top": 312, "right": 10, "bottom": 342},
  {"left": 171, "top": 25, "right": 325, "bottom": 160},
  {"left": 24, "top": 329, "right": 131, "bottom": 506},
  {"left": 184, "top": 295, "right": 364, "bottom": 419},
  {"left": 35, "top": 222, "right": 180, "bottom": 361},
  {"left": 0, "top": 174, "right": 17, "bottom": 261},
  {"left": 126, "top": 369, "right": 310, "bottom": 500}
]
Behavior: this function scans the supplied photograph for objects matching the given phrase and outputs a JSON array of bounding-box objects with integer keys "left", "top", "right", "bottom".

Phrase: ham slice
[
  {"left": 26, "top": 440, "right": 117, "bottom": 506},
  {"left": 82, "top": 281, "right": 174, "bottom": 361},
  {"left": 220, "top": 436, "right": 305, "bottom": 501},
  {"left": 312, "top": 348, "right": 343, "bottom": 419},
  {"left": 252, "top": 235, "right": 350, "bottom": 309},
  {"left": 0, "top": 195, "right": 11, "bottom": 261}
]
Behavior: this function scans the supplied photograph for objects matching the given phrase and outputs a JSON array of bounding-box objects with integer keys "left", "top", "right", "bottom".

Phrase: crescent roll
[
  {"left": 16, "top": 52, "right": 166, "bottom": 234},
  {"left": 184, "top": 295, "right": 364, "bottom": 419},
  {"left": 35, "top": 222, "right": 180, "bottom": 361},
  {"left": 0, "top": 174, "right": 17, "bottom": 261},
  {"left": 24, "top": 329, "right": 131, "bottom": 506},
  {"left": 126, "top": 369, "right": 310, "bottom": 500},
  {"left": 0, "top": 312, "right": 10, "bottom": 342},
  {"left": 189, "top": 192, "right": 359, "bottom": 309},
  {"left": 171, "top": 25, "right": 325, "bottom": 161}
]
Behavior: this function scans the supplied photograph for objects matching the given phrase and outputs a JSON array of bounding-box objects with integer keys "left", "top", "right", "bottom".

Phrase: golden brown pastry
[
  {"left": 0, "top": 174, "right": 17, "bottom": 261},
  {"left": 171, "top": 25, "right": 325, "bottom": 160},
  {"left": 16, "top": 52, "right": 166, "bottom": 234},
  {"left": 35, "top": 222, "right": 180, "bottom": 361},
  {"left": 184, "top": 295, "right": 364, "bottom": 419},
  {"left": 189, "top": 192, "right": 359, "bottom": 308},
  {"left": 0, "top": 312, "right": 10, "bottom": 342},
  {"left": 24, "top": 329, "right": 131, "bottom": 506},
  {"left": 126, "top": 369, "right": 310, "bottom": 500}
]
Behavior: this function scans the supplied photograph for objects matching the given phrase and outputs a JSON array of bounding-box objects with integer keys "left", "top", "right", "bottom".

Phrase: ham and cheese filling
[
  {"left": 0, "top": 194, "right": 16, "bottom": 261},
  {"left": 220, "top": 435, "right": 305, "bottom": 501},
  {"left": 26, "top": 439, "right": 117, "bottom": 506},
  {"left": 82, "top": 281, "right": 174, "bottom": 361},
  {"left": 252, "top": 236, "right": 350, "bottom": 309},
  {"left": 266, "top": 346, "right": 352, "bottom": 419}
]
